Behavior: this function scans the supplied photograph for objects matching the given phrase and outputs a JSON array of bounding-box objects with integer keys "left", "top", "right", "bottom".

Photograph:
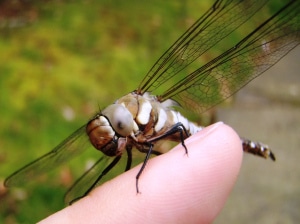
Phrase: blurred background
[{"left": 0, "top": 0, "right": 299, "bottom": 223}]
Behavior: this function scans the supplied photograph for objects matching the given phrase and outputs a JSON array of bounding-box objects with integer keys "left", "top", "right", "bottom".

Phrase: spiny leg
[
  {"left": 125, "top": 146, "right": 133, "bottom": 171},
  {"left": 147, "top": 122, "right": 190, "bottom": 154},
  {"left": 135, "top": 143, "right": 154, "bottom": 194}
]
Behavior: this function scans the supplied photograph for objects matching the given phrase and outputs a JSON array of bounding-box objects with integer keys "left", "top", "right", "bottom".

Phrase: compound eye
[{"left": 102, "top": 104, "right": 134, "bottom": 137}]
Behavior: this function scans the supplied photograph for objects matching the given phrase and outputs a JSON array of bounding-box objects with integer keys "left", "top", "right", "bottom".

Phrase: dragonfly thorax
[{"left": 114, "top": 92, "right": 202, "bottom": 144}]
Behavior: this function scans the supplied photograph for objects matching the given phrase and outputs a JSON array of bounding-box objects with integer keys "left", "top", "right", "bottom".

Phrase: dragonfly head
[
  {"left": 86, "top": 104, "right": 135, "bottom": 156},
  {"left": 86, "top": 114, "right": 115, "bottom": 153}
]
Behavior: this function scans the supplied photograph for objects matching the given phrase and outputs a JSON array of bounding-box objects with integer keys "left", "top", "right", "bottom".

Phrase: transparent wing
[
  {"left": 163, "top": 0, "right": 300, "bottom": 114},
  {"left": 4, "top": 125, "right": 89, "bottom": 187},
  {"left": 138, "top": 0, "right": 270, "bottom": 93},
  {"left": 64, "top": 155, "right": 114, "bottom": 204},
  {"left": 137, "top": 0, "right": 300, "bottom": 115}
]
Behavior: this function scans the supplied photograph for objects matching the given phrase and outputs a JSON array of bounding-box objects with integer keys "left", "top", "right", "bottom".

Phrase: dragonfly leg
[
  {"left": 241, "top": 138, "right": 276, "bottom": 161},
  {"left": 125, "top": 146, "right": 133, "bottom": 171},
  {"left": 147, "top": 122, "right": 190, "bottom": 154},
  {"left": 135, "top": 143, "right": 153, "bottom": 194},
  {"left": 135, "top": 123, "right": 190, "bottom": 193}
]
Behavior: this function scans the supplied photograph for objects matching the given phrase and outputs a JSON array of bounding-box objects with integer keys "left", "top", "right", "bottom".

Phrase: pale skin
[{"left": 39, "top": 122, "right": 242, "bottom": 224}]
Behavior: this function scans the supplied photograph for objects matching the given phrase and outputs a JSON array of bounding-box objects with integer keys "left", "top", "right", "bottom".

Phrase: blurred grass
[
  {"left": 0, "top": 0, "right": 283, "bottom": 223},
  {"left": 0, "top": 1, "right": 207, "bottom": 222}
]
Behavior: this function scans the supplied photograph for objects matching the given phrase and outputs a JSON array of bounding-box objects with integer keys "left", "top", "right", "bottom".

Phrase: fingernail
[
  {"left": 186, "top": 121, "right": 224, "bottom": 144},
  {"left": 202, "top": 121, "right": 224, "bottom": 135}
]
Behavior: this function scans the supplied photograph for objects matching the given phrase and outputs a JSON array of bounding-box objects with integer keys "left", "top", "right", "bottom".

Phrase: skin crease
[{"left": 39, "top": 122, "right": 242, "bottom": 224}]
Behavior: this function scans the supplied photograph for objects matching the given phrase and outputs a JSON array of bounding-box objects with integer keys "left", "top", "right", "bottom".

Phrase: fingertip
[
  {"left": 152, "top": 122, "right": 243, "bottom": 223},
  {"left": 181, "top": 122, "right": 243, "bottom": 222},
  {"left": 129, "top": 122, "right": 243, "bottom": 223},
  {"left": 187, "top": 122, "right": 243, "bottom": 165}
]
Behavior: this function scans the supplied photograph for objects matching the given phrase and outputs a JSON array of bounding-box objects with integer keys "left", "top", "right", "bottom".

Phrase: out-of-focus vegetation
[
  {"left": 0, "top": 1, "right": 209, "bottom": 222},
  {"left": 0, "top": 0, "right": 283, "bottom": 223}
]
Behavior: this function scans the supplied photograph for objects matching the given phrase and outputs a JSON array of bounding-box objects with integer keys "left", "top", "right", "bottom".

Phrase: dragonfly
[{"left": 5, "top": 0, "right": 300, "bottom": 204}]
